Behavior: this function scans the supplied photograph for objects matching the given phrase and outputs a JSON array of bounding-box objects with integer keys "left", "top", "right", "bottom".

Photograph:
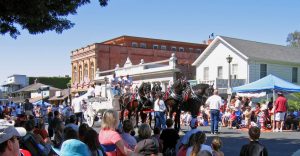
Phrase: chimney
[{"left": 207, "top": 39, "right": 214, "bottom": 45}]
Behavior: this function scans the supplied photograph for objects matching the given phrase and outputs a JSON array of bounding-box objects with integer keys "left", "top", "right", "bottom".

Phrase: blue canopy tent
[
  {"left": 233, "top": 74, "right": 300, "bottom": 93},
  {"left": 33, "top": 100, "right": 51, "bottom": 107}
]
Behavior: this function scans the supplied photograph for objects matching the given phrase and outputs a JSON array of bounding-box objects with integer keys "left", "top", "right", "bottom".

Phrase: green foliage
[
  {"left": 286, "top": 31, "right": 300, "bottom": 48},
  {"left": 288, "top": 93, "right": 300, "bottom": 111},
  {"left": 29, "top": 77, "right": 71, "bottom": 89},
  {"left": 0, "top": 0, "right": 109, "bottom": 38}
]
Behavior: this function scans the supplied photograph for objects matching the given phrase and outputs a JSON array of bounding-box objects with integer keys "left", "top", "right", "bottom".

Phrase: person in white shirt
[
  {"left": 154, "top": 92, "right": 166, "bottom": 129},
  {"left": 205, "top": 90, "right": 222, "bottom": 134},
  {"left": 185, "top": 131, "right": 212, "bottom": 156},
  {"left": 235, "top": 96, "right": 242, "bottom": 112},
  {"left": 87, "top": 84, "right": 95, "bottom": 98},
  {"left": 72, "top": 94, "right": 83, "bottom": 125}
]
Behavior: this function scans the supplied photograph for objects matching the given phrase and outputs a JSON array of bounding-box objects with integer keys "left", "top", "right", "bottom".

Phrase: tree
[
  {"left": 286, "top": 31, "right": 300, "bottom": 48},
  {"left": 0, "top": 0, "right": 108, "bottom": 38}
]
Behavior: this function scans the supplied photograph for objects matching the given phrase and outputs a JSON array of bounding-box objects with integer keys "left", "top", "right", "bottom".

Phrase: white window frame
[
  {"left": 171, "top": 46, "right": 177, "bottom": 52},
  {"left": 196, "top": 49, "right": 202, "bottom": 53},
  {"left": 217, "top": 66, "right": 223, "bottom": 79},
  {"left": 140, "top": 43, "right": 147, "bottom": 48},
  {"left": 179, "top": 47, "right": 184, "bottom": 52},
  {"left": 203, "top": 67, "right": 209, "bottom": 80},
  {"left": 161, "top": 45, "right": 167, "bottom": 50},
  {"left": 132, "top": 42, "right": 138, "bottom": 48},
  {"left": 153, "top": 44, "right": 159, "bottom": 49}
]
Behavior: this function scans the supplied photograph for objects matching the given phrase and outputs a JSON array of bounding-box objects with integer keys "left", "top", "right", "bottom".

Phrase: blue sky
[{"left": 0, "top": 0, "right": 300, "bottom": 84}]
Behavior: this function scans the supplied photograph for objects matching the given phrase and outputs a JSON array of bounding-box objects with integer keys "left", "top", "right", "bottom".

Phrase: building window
[
  {"left": 217, "top": 66, "right": 223, "bottom": 79},
  {"left": 232, "top": 64, "right": 238, "bottom": 79},
  {"left": 73, "top": 66, "right": 78, "bottom": 83},
  {"left": 171, "top": 46, "right": 177, "bottom": 52},
  {"left": 292, "top": 67, "right": 298, "bottom": 83},
  {"left": 79, "top": 65, "right": 83, "bottom": 82},
  {"left": 140, "top": 43, "right": 147, "bottom": 48},
  {"left": 196, "top": 49, "right": 202, "bottom": 53},
  {"left": 203, "top": 67, "right": 209, "bottom": 80},
  {"left": 132, "top": 42, "right": 138, "bottom": 48},
  {"left": 153, "top": 44, "right": 159, "bottom": 49},
  {"left": 161, "top": 45, "right": 167, "bottom": 50},
  {"left": 189, "top": 48, "right": 193, "bottom": 52},
  {"left": 84, "top": 64, "right": 88, "bottom": 80},
  {"left": 179, "top": 47, "right": 184, "bottom": 52},
  {"left": 260, "top": 64, "right": 267, "bottom": 78},
  {"left": 90, "top": 62, "right": 94, "bottom": 80}
]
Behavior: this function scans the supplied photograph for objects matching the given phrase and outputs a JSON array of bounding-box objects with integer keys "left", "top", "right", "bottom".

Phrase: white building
[
  {"left": 94, "top": 53, "right": 179, "bottom": 92},
  {"left": 1, "top": 75, "right": 29, "bottom": 97},
  {"left": 192, "top": 36, "right": 300, "bottom": 94}
]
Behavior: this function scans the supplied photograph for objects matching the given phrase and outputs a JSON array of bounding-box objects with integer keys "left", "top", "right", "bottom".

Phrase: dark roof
[
  {"left": 13, "top": 83, "right": 60, "bottom": 93},
  {"left": 220, "top": 36, "right": 300, "bottom": 64}
]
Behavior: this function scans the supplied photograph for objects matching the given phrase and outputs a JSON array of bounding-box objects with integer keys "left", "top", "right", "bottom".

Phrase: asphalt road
[{"left": 93, "top": 124, "right": 300, "bottom": 156}]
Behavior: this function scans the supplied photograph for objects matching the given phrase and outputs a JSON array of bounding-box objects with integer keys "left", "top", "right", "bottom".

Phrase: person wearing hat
[
  {"left": 274, "top": 92, "right": 287, "bottom": 132},
  {"left": 0, "top": 125, "right": 27, "bottom": 156},
  {"left": 52, "top": 139, "right": 91, "bottom": 156}
]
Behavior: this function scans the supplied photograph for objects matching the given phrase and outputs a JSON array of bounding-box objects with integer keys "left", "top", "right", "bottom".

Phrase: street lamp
[{"left": 226, "top": 55, "right": 233, "bottom": 93}]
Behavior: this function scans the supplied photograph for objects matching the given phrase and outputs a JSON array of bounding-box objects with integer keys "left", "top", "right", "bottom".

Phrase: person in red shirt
[{"left": 274, "top": 92, "right": 287, "bottom": 132}]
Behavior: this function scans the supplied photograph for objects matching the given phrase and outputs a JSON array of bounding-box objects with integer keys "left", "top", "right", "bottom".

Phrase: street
[{"left": 93, "top": 124, "right": 300, "bottom": 156}]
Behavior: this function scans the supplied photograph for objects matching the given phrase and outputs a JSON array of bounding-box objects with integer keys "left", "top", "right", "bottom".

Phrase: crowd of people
[{"left": 0, "top": 87, "right": 298, "bottom": 156}]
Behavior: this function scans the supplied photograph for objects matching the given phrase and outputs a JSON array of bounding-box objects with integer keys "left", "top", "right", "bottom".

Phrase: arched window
[
  {"left": 73, "top": 66, "right": 78, "bottom": 83},
  {"left": 79, "top": 65, "right": 83, "bottom": 82},
  {"left": 90, "top": 62, "right": 94, "bottom": 80},
  {"left": 84, "top": 64, "right": 88, "bottom": 80}
]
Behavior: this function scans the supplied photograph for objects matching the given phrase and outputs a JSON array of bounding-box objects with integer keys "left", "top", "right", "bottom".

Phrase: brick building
[{"left": 71, "top": 35, "right": 208, "bottom": 93}]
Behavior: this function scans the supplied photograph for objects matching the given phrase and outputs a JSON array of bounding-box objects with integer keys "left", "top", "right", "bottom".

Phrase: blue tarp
[
  {"left": 33, "top": 100, "right": 51, "bottom": 106},
  {"left": 233, "top": 74, "right": 300, "bottom": 93}
]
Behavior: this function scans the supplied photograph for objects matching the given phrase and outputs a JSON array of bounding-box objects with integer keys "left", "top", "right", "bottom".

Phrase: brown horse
[{"left": 119, "top": 92, "right": 139, "bottom": 126}]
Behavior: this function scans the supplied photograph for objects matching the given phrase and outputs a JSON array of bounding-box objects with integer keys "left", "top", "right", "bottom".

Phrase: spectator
[
  {"left": 79, "top": 123, "right": 89, "bottom": 141},
  {"left": 197, "top": 150, "right": 212, "bottom": 156},
  {"left": 63, "top": 127, "right": 78, "bottom": 141},
  {"left": 160, "top": 119, "right": 179, "bottom": 154},
  {"left": 222, "top": 108, "right": 230, "bottom": 127},
  {"left": 154, "top": 92, "right": 167, "bottom": 129},
  {"left": 72, "top": 93, "right": 83, "bottom": 125},
  {"left": 243, "top": 107, "right": 252, "bottom": 129},
  {"left": 177, "top": 133, "right": 196, "bottom": 156},
  {"left": 211, "top": 136, "right": 224, "bottom": 156},
  {"left": 206, "top": 90, "right": 222, "bottom": 134},
  {"left": 179, "top": 118, "right": 200, "bottom": 147},
  {"left": 52, "top": 139, "right": 91, "bottom": 156},
  {"left": 33, "top": 118, "right": 49, "bottom": 140},
  {"left": 227, "top": 109, "right": 236, "bottom": 129},
  {"left": 254, "top": 103, "right": 261, "bottom": 128},
  {"left": 24, "top": 99, "right": 33, "bottom": 116},
  {"left": 47, "top": 112, "right": 54, "bottom": 139},
  {"left": 235, "top": 96, "right": 242, "bottom": 113},
  {"left": 83, "top": 128, "right": 105, "bottom": 156},
  {"left": 0, "top": 125, "right": 27, "bottom": 156},
  {"left": 65, "top": 115, "right": 79, "bottom": 132},
  {"left": 274, "top": 92, "right": 287, "bottom": 132},
  {"left": 52, "top": 110, "right": 62, "bottom": 133},
  {"left": 240, "top": 126, "right": 268, "bottom": 156},
  {"left": 53, "top": 120, "right": 64, "bottom": 148},
  {"left": 135, "top": 123, "right": 159, "bottom": 155},
  {"left": 121, "top": 120, "right": 137, "bottom": 151},
  {"left": 151, "top": 127, "right": 162, "bottom": 153},
  {"left": 98, "top": 109, "right": 131, "bottom": 155},
  {"left": 186, "top": 131, "right": 212, "bottom": 156}
]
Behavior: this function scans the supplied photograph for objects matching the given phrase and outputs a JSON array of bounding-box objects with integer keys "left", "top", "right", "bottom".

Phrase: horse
[
  {"left": 181, "top": 83, "right": 214, "bottom": 118},
  {"left": 136, "top": 82, "right": 153, "bottom": 127},
  {"left": 119, "top": 91, "right": 139, "bottom": 126},
  {"left": 164, "top": 79, "right": 188, "bottom": 131}
]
